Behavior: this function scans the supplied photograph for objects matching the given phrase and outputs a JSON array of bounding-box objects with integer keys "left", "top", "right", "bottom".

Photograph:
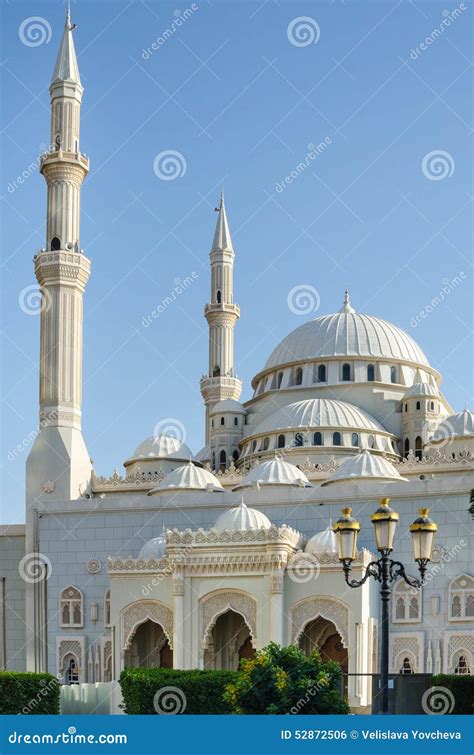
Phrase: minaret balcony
[
  {"left": 40, "top": 150, "right": 89, "bottom": 176},
  {"left": 204, "top": 302, "right": 240, "bottom": 318}
]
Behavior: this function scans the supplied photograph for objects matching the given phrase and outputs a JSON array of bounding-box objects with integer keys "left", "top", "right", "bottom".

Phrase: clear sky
[{"left": 1, "top": 0, "right": 472, "bottom": 524}]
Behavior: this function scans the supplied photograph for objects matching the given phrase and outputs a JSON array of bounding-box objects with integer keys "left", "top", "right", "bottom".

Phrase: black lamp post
[{"left": 333, "top": 498, "right": 437, "bottom": 715}]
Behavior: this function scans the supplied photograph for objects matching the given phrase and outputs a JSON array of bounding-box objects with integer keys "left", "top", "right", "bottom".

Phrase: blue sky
[{"left": 1, "top": 0, "right": 472, "bottom": 523}]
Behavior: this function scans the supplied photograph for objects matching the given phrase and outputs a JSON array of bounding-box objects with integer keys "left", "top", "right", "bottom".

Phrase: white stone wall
[{"left": 0, "top": 528, "right": 26, "bottom": 670}]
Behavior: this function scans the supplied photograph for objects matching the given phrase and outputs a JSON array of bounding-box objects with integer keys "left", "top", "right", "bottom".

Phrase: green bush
[
  {"left": 119, "top": 668, "right": 238, "bottom": 714},
  {"left": 0, "top": 672, "right": 60, "bottom": 715},
  {"left": 224, "top": 643, "right": 349, "bottom": 715},
  {"left": 431, "top": 675, "right": 474, "bottom": 714}
]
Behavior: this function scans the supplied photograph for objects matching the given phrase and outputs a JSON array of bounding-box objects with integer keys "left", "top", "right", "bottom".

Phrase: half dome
[
  {"left": 403, "top": 382, "right": 439, "bottom": 399},
  {"left": 210, "top": 399, "right": 246, "bottom": 415},
  {"left": 322, "top": 449, "right": 408, "bottom": 486},
  {"left": 148, "top": 462, "right": 224, "bottom": 495},
  {"left": 125, "top": 433, "right": 193, "bottom": 466},
  {"left": 213, "top": 500, "right": 271, "bottom": 532},
  {"left": 138, "top": 535, "right": 166, "bottom": 559},
  {"left": 430, "top": 409, "right": 474, "bottom": 443},
  {"left": 250, "top": 398, "right": 388, "bottom": 436},
  {"left": 234, "top": 458, "right": 311, "bottom": 489},
  {"left": 305, "top": 526, "right": 338, "bottom": 556}
]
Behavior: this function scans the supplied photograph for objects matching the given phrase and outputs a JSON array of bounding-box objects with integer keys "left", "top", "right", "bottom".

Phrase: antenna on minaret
[{"left": 66, "top": 0, "right": 71, "bottom": 27}]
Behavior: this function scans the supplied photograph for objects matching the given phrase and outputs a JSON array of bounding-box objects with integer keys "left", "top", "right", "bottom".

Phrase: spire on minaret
[
  {"left": 339, "top": 288, "right": 355, "bottom": 314},
  {"left": 211, "top": 189, "right": 233, "bottom": 253},
  {"left": 51, "top": 1, "right": 81, "bottom": 86}
]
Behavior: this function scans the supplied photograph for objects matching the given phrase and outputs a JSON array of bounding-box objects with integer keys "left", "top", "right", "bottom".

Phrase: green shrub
[
  {"left": 0, "top": 672, "right": 60, "bottom": 715},
  {"left": 224, "top": 643, "right": 349, "bottom": 715},
  {"left": 430, "top": 675, "right": 474, "bottom": 714},
  {"left": 119, "top": 668, "right": 238, "bottom": 714}
]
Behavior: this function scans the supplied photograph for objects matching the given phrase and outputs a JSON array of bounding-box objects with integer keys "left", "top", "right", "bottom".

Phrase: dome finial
[{"left": 339, "top": 288, "right": 355, "bottom": 314}]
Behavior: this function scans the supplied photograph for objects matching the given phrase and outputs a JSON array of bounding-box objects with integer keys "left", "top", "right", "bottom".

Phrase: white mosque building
[{"left": 1, "top": 7, "right": 473, "bottom": 712}]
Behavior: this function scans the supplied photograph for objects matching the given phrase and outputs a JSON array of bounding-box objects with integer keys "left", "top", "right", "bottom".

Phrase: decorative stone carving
[
  {"left": 391, "top": 633, "right": 422, "bottom": 673},
  {"left": 86, "top": 558, "right": 101, "bottom": 575},
  {"left": 41, "top": 480, "right": 55, "bottom": 494},
  {"left": 290, "top": 597, "right": 349, "bottom": 648},
  {"left": 270, "top": 569, "right": 284, "bottom": 594},
  {"left": 57, "top": 638, "right": 84, "bottom": 678},
  {"left": 91, "top": 468, "right": 165, "bottom": 492},
  {"left": 172, "top": 572, "right": 184, "bottom": 596},
  {"left": 121, "top": 600, "right": 173, "bottom": 650},
  {"left": 201, "top": 590, "right": 257, "bottom": 648},
  {"left": 108, "top": 556, "right": 170, "bottom": 573},
  {"left": 167, "top": 524, "right": 302, "bottom": 548}
]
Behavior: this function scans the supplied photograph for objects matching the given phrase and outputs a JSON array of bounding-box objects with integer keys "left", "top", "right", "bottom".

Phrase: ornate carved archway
[
  {"left": 290, "top": 597, "right": 349, "bottom": 648},
  {"left": 121, "top": 600, "right": 173, "bottom": 650},
  {"left": 200, "top": 590, "right": 257, "bottom": 649}
]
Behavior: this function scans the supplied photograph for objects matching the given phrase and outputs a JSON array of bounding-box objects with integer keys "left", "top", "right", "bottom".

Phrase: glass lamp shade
[
  {"left": 371, "top": 497, "right": 399, "bottom": 552},
  {"left": 333, "top": 507, "right": 360, "bottom": 561},
  {"left": 410, "top": 508, "right": 437, "bottom": 562}
]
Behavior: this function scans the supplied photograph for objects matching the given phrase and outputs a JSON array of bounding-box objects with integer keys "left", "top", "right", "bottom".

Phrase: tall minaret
[
  {"left": 200, "top": 192, "right": 242, "bottom": 442},
  {"left": 26, "top": 3, "right": 91, "bottom": 503}
]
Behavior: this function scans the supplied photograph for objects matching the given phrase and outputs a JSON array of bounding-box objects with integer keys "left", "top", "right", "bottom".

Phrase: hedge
[
  {"left": 431, "top": 675, "right": 474, "bottom": 715},
  {"left": 119, "top": 668, "right": 238, "bottom": 714},
  {"left": 0, "top": 672, "right": 60, "bottom": 715}
]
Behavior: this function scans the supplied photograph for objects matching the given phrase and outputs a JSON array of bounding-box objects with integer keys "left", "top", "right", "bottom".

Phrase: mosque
[{"left": 1, "top": 6, "right": 473, "bottom": 713}]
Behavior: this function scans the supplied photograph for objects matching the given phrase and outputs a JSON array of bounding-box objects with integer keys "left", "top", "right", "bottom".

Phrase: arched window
[
  {"left": 351, "top": 433, "right": 359, "bottom": 447},
  {"left": 415, "top": 436, "right": 422, "bottom": 460},
  {"left": 368, "top": 434, "right": 375, "bottom": 449},
  {"left": 455, "top": 655, "right": 471, "bottom": 675},
  {"left": 211, "top": 453, "right": 216, "bottom": 469},
  {"left": 416, "top": 401, "right": 421, "bottom": 411},
  {"left": 293, "top": 367, "right": 303, "bottom": 386},
  {"left": 211, "top": 419, "right": 214, "bottom": 428},
  {"left": 393, "top": 580, "right": 421, "bottom": 622},
  {"left": 60, "top": 586, "right": 83, "bottom": 628},
  {"left": 263, "top": 437, "right": 270, "bottom": 451},
  {"left": 390, "top": 366, "right": 397, "bottom": 384},
  {"left": 404, "top": 403, "right": 408, "bottom": 412},
  {"left": 313, "top": 432, "right": 322, "bottom": 446},
  {"left": 104, "top": 590, "right": 111, "bottom": 627},
  {"left": 430, "top": 401, "right": 435, "bottom": 411},
  {"left": 277, "top": 372, "right": 283, "bottom": 389},
  {"left": 216, "top": 290, "right": 221, "bottom": 303},
  {"left": 367, "top": 364, "right": 375, "bottom": 382},
  {"left": 234, "top": 417, "right": 238, "bottom": 426},
  {"left": 399, "top": 657, "right": 413, "bottom": 674},
  {"left": 342, "top": 363, "right": 351, "bottom": 381},
  {"left": 277, "top": 434, "right": 285, "bottom": 449},
  {"left": 333, "top": 432, "right": 341, "bottom": 446},
  {"left": 404, "top": 438, "right": 410, "bottom": 458},
  {"left": 232, "top": 450, "right": 239, "bottom": 462},
  {"left": 51, "top": 236, "right": 61, "bottom": 251},
  {"left": 251, "top": 441, "right": 257, "bottom": 453},
  {"left": 213, "top": 366, "right": 220, "bottom": 377},
  {"left": 294, "top": 432, "right": 303, "bottom": 447},
  {"left": 65, "top": 657, "right": 79, "bottom": 685},
  {"left": 449, "top": 575, "right": 474, "bottom": 621},
  {"left": 220, "top": 416, "right": 225, "bottom": 426},
  {"left": 219, "top": 449, "right": 227, "bottom": 470},
  {"left": 317, "top": 364, "right": 326, "bottom": 383}
]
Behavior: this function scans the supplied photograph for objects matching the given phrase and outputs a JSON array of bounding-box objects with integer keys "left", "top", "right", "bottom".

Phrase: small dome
[
  {"left": 213, "top": 499, "right": 271, "bottom": 532},
  {"left": 210, "top": 399, "right": 246, "bottom": 415},
  {"left": 138, "top": 535, "right": 166, "bottom": 559},
  {"left": 148, "top": 462, "right": 224, "bottom": 495},
  {"left": 322, "top": 449, "right": 408, "bottom": 486},
  {"left": 305, "top": 526, "right": 338, "bottom": 556},
  {"left": 125, "top": 433, "right": 193, "bottom": 465},
  {"left": 403, "top": 382, "right": 439, "bottom": 399},
  {"left": 234, "top": 458, "right": 311, "bottom": 490},
  {"left": 430, "top": 409, "right": 474, "bottom": 443},
  {"left": 251, "top": 398, "right": 388, "bottom": 436}
]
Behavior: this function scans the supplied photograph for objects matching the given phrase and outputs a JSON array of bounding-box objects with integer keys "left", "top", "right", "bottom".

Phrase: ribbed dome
[
  {"left": 251, "top": 398, "right": 388, "bottom": 436},
  {"left": 214, "top": 500, "right": 271, "bottom": 532},
  {"left": 148, "top": 462, "right": 224, "bottom": 495},
  {"left": 263, "top": 296, "right": 429, "bottom": 371},
  {"left": 126, "top": 434, "right": 193, "bottom": 464},
  {"left": 210, "top": 399, "right": 246, "bottom": 415},
  {"left": 305, "top": 526, "right": 338, "bottom": 556},
  {"left": 322, "top": 449, "right": 408, "bottom": 486},
  {"left": 404, "top": 382, "right": 440, "bottom": 398},
  {"left": 138, "top": 535, "right": 166, "bottom": 559},
  {"left": 234, "top": 458, "right": 311, "bottom": 489},
  {"left": 430, "top": 410, "right": 474, "bottom": 442}
]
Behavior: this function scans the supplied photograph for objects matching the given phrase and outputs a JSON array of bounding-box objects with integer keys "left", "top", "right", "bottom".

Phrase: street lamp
[{"left": 333, "top": 498, "right": 437, "bottom": 715}]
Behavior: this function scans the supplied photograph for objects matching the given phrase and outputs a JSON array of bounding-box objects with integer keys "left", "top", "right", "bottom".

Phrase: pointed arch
[
  {"left": 200, "top": 589, "right": 257, "bottom": 649},
  {"left": 290, "top": 596, "right": 349, "bottom": 648},
  {"left": 121, "top": 599, "right": 173, "bottom": 650}
]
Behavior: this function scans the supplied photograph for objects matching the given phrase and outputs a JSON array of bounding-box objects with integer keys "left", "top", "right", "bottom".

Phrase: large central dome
[{"left": 264, "top": 294, "right": 429, "bottom": 371}]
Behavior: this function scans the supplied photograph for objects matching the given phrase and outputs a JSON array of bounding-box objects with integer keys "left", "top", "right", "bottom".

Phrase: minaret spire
[{"left": 200, "top": 192, "right": 242, "bottom": 451}]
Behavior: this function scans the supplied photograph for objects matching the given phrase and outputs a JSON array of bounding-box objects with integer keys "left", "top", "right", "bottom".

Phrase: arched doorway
[
  {"left": 298, "top": 617, "right": 348, "bottom": 695},
  {"left": 204, "top": 609, "right": 254, "bottom": 670},
  {"left": 124, "top": 619, "right": 173, "bottom": 668}
]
